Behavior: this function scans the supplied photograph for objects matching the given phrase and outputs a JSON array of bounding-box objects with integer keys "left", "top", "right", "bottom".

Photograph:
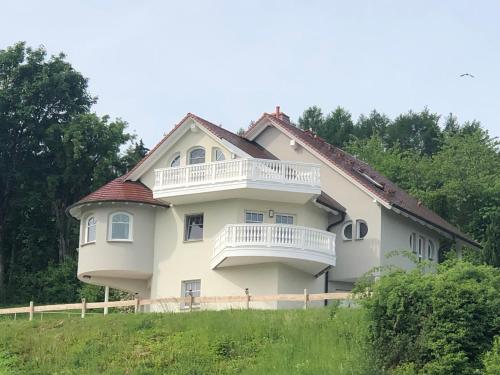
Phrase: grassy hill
[{"left": 0, "top": 307, "right": 377, "bottom": 374}]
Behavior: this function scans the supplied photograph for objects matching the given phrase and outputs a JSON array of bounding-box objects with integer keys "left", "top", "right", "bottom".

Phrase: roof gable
[
  {"left": 125, "top": 113, "right": 275, "bottom": 182},
  {"left": 246, "top": 113, "right": 479, "bottom": 248}
]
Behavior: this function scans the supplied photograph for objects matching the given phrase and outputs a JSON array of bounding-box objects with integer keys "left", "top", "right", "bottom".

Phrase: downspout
[{"left": 324, "top": 211, "right": 346, "bottom": 306}]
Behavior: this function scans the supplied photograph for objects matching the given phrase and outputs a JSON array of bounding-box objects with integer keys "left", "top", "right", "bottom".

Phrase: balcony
[
  {"left": 153, "top": 158, "right": 321, "bottom": 205},
  {"left": 212, "top": 224, "right": 336, "bottom": 275}
]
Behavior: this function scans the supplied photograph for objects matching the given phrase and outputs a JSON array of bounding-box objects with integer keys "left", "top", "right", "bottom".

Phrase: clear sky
[{"left": 2, "top": 1, "right": 499, "bottom": 147}]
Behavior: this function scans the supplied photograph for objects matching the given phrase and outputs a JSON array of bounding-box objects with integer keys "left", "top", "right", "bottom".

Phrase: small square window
[
  {"left": 185, "top": 214, "right": 204, "bottom": 241},
  {"left": 276, "top": 214, "right": 294, "bottom": 225},
  {"left": 245, "top": 211, "right": 264, "bottom": 223}
]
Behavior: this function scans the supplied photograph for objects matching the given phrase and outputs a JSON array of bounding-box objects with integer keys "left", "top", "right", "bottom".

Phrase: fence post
[
  {"left": 29, "top": 301, "right": 34, "bottom": 321},
  {"left": 245, "top": 288, "right": 250, "bottom": 310},
  {"left": 104, "top": 286, "right": 109, "bottom": 315},
  {"left": 188, "top": 289, "right": 193, "bottom": 312},
  {"left": 134, "top": 297, "right": 140, "bottom": 314},
  {"left": 303, "top": 289, "right": 309, "bottom": 310},
  {"left": 81, "top": 298, "right": 86, "bottom": 319}
]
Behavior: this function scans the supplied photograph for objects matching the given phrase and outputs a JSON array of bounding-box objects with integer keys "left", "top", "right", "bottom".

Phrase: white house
[{"left": 68, "top": 107, "right": 478, "bottom": 310}]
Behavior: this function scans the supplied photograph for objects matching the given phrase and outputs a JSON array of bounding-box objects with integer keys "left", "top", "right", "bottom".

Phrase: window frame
[
  {"left": 409, "top": 232, "right": 417, "bottom": 253},
  {"left": 170, "top": 153, "right": 181, "bottom": 168},
  {"left": 342, "top": 221, "right": 353, "bottom": 241},
  {"left": 181, "top": 279, "right": 201, "bottom": 309},
  {"left": 245, "top": 210, "right": 264, "bottom": 224},
  {"left": 427, "top": 239, "right": 435, "bottom": 261},
  {"left": 188, "top": 147, "right": 206, "bottom": 165},
  {"left": 417, "top": 235, "right": 425, "bottom": 261},
  {"left": 84, "top": 215, "right": 97, "bottom": 244},
  {"left": 275, "top": 213, "right": 294, "bottom": 225},
  {"left": 184, "top": 213, "right": 204, "bottom": 241},
  {"left": 356, "top": 219, "right": 368, "bottom": 240},
  {"left": 212, "top": 147, "right": 225, "bottom": 162},
  {"left": 108, "top": 211, "right": 133, "bottom": 242}
]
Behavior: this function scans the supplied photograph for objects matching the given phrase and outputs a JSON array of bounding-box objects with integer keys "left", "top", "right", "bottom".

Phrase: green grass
[{"left": 0, "top": 307, "right": 378, "bottom": 375}]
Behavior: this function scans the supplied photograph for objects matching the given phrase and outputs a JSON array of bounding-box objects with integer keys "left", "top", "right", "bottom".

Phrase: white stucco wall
[
  {"left": 254, "top": 125, "right": 382, "bottom": 282},
  {"left": 150, "top": 198, "right": 329, "bottom": 310},
  {"left": 381, "top": 208, "right": 440, "bottom": 269},
  {"left": 77, "top": 203, "right": 159, "bottom": 297}
]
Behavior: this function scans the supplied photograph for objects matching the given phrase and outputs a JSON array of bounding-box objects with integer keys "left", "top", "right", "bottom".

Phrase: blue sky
[{"left": 2, "top": 1, "right": 499, "bottom": 147}]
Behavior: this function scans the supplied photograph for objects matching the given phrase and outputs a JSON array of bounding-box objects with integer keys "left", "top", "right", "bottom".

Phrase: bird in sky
[{"left": 460, "top": 73, "right": 475, "bottom": 78}]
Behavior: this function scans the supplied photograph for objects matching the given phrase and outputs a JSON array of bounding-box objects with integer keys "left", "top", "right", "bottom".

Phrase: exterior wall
[
  {"left": 141, "top": 125, "right": 233, "bottom": 189},
  {"left": 77, "top": 203, "right": 158, "bottom": 297},
  {"left": 254, "top": 125, "right": 382, "bottom": 282},
  {"left": 381, "top": 208, "right": 440, "bottom": 269},
  {"left": 150, "top": 198, "right": 328, "bottom": 310},
  {"left": 276, "top": 264, "right": 325, "bottom": 309}
]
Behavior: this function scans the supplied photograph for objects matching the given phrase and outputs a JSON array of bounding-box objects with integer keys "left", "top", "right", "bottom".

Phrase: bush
[
  {"left": 483, "top": 336, "right": 500, "bottom": 375},
  {"left": 360, "top": 260, "right": 500, "bottom": 374}
]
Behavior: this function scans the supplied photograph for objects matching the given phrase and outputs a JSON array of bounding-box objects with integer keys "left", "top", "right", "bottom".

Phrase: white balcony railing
[
  {"left": 154, "top": 158, "right": 320, "bottom": 190},
  {"left": 213, "top": 224, "right": 336, "bottom": 263}
]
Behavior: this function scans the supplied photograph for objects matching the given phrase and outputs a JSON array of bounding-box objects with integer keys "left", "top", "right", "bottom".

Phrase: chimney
[{"left": 274, "top": 105, "right": 290, "bottom": 124}]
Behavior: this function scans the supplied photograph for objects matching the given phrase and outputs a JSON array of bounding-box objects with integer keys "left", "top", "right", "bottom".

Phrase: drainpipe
[{"left": 324, "top": 212, "right": 346, "bottom": 306}]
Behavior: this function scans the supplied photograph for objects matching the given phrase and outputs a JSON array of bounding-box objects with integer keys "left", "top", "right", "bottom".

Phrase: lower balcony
[{"left": 211, "top": 224, "right": 336, "bottom": 275}]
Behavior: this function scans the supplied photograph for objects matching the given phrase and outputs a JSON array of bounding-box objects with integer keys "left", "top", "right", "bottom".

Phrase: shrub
[
  {"left": 483, "top": 336, "right": 500, "bottom": 375},
  {"left": 360, "top": 260, "right": 500, "bottom": 374}
]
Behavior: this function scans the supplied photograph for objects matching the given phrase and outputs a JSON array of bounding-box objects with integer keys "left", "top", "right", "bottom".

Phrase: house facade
[{"left": 68, "top": 108, "right": 478, "bottom": 310}]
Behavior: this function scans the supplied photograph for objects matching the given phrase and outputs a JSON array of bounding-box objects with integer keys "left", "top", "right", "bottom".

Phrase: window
[
  {"left": 342, "top": 221, "right": 353, "bottom": 241},
  {"left": 276, "top": 214, "right": 293, "bottom": 225},
  {"left": 245, "top": 211, "right": 264, "bottom": 223},
  {"left": 356, "top": 220, "right": 368, "bottom": 240},
  {"left": 213, "top": 148, "right": 225, "bottom": 162},
  {"left": 170, "top": 153, "right": 181, "bottom": 167},
  {"left": 185, "top": 214, "right": 204, "bottom": 241},
  {"left": 109, "top": 212, "right": 132, "bottom": 241},
  {"left": 427, "top": 240, "right": 435, "bottom": 260},
  {"left": 188, "top": 147, "right": 205, "bottom": 165},
  {"left": 417, "top": 236, "right": 424, "bottom": 262},
  {"left": 181, "top": 280, "right": 201, "bottom": 309},
  {"left": 86, "top": 216, "right": 96, "bottom": 243}
]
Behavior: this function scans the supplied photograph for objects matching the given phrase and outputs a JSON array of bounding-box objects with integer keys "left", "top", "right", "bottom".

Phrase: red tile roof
[
  {"left": 248, "top": 113, "right": 479, "bottom": 248},
  {"left": 69, "top": 177, "right": 168, "bottom": 209}
]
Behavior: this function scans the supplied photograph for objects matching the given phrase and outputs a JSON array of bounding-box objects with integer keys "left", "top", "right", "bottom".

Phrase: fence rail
[{"left": 0, "top": 291, "right": 352, "bottom": 320}]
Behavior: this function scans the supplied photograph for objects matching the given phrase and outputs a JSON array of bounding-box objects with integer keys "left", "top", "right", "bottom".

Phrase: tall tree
[
  {"left": 0, "top": 43, "right": 93, "bottom": 300},
  {"left": 387, "top": 108, "right": 443, "bottom": 155}
]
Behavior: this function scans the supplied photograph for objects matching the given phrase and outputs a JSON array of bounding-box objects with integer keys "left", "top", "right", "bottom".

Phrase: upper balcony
[
  {"left": 153, "top": 158, "right": 321, "bottom": 205},
  {"left": 211, "top": 223, "right": 336, "bottom": 275}
]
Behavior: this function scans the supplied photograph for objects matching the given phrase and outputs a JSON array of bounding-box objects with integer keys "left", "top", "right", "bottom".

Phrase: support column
[{"left": 104, "top": 286, "right": 109, "bottom": 315}]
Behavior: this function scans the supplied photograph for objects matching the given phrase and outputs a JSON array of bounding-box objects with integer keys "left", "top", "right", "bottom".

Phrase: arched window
[
  {"left": 86, "top": 216, "right": 97, "bottom": 243},
  {"left": 109, "top": 212, "right": 132, "bottom": 241},
  {"left": 188, "top": 147, "right": 205, "bottom": 165},
  {"left": 427, "top": 240, "right": 435, "bottom": 260},
  {"left": 342, "top": 221, "right": 353, "bottom": 241},
  {"left": 212, "top": 148, "right": 225, "bottom": 162},
  {"left": 170, "top": 153, "right": 181, "bottom": 168},
  {"left": 356, "top": 220, "right": 368, "bottom": 240},
  {"left": 417, "top": 236, "right": 424, "bottom": 262}
]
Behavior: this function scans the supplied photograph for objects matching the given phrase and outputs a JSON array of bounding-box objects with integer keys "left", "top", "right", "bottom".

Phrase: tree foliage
[{"left": 0, "top": 43, "right": 139, "bottom": 304}]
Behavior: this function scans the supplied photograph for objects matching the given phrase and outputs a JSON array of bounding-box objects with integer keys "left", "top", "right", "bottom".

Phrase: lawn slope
[{"left": 0, "top": 308, "right": 377, "bottom": 375}]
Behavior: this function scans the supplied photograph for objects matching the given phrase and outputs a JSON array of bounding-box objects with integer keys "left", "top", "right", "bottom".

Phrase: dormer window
[
  {"left": 170, "top": 153, "right": 181, "bottom": 168},
  {"left": 189, "top": 147, "right": 205, "bottom": 165}
]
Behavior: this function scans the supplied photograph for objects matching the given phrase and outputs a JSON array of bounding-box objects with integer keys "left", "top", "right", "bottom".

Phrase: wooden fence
[{"left": 0, "top": 290, "right": 353, "bottom": 320}]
